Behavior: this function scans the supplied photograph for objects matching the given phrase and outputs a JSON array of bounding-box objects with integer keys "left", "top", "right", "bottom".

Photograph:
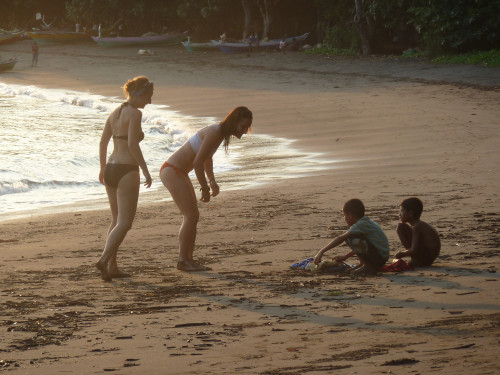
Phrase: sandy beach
[{"left": 0, "top": 40, "right": 499, "bottom": 374}]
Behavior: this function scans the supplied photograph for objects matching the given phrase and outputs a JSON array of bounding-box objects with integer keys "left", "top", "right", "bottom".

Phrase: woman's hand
[
  {"left": 143, "top": 170, "right": 152, "bottom": 188},
  {"left": 99, "top": 169, "right": 105, "bottom": 185},
  {"left": 210, "top": 179, "right": 220, "bottom": 197},
  {"left": 200, "top": 188, "right": 211, "bottom": 202}
]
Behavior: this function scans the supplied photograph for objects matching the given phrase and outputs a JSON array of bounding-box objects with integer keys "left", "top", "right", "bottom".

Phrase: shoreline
[
  {"left": 0, "top": 40, "right": 499, "bottom": 374},
  {"left": 0, "top": 77, "right": 333, "bottom": 222}
]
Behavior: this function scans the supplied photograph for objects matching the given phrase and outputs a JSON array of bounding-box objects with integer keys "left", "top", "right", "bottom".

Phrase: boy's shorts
[{"left": 346, "top": 236, "right": 387, "bottom": 269}]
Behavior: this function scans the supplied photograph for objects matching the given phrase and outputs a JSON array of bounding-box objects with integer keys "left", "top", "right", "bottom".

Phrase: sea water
[{"left": 0, "top": 82, "right": 330, "bottom": 221}]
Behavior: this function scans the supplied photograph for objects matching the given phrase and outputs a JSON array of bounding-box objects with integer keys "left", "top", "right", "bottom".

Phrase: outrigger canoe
[
  {"left": 181, "top": 40, "right": 217, "bottom": 52},
  {"left": 92, "top": 32, "right": 187, "bottom": 47},
  {"left": 28, "top": 30, "right": 90, "bottom": 44},
  {"left": 0, "top": 31, "right": 23, "bottom": 46},
  {"left": 0, "top": 58, "right": 17, "bottom": 72},
  {"left": 211, "top": 32, "right": 310, "bottom": 53}
]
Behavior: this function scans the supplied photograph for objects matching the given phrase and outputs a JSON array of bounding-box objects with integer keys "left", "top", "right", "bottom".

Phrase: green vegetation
[
  {"left": 431, "top": 50, "right": 500, "bottom": 67},
  {"left": 304, "top": 47, "right": 358, "bottom": 57},
  {"left": 399, "top": 49, "right": 428, "bottom": 58},
  {"left": 0, "top": 0, "right": 499, "bottom": 60}
]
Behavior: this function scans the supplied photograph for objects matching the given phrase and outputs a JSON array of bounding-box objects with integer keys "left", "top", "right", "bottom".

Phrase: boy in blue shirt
[{"left": 314, "top": 199, "right": 389, "bottom": 274}]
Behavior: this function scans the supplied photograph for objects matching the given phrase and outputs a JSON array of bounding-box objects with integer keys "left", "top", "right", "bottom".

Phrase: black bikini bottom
[{"left": 104, "top": 163, "right": 139, "bottom": 188}]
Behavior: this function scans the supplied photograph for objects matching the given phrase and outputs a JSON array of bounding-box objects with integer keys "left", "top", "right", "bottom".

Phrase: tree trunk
[
  {"left": 257, "top": 0, "right": 277, "bottom": 40},
  {"left": 104, "top": 17, "right": 124, "bottom": 34},
  {"left": 354, "top": 0, "right": 371, "bottom": 55},
  {"left": 241, "top": 0, "right": 253, "bottom": 40}
]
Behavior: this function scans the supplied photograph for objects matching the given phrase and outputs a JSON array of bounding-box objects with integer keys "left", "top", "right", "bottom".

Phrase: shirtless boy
[{"left": 395, "top": 197, "right": 441, "bottom": 267}]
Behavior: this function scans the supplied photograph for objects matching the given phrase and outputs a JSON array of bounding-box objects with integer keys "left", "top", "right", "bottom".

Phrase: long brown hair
[{"left": 219, "top": 106, "right": 253, "bottom": 153}]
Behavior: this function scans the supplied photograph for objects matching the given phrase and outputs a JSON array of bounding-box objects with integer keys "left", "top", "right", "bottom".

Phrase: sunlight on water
[{"left": 0, "top": 82, "right": 333, "bottom": 221}]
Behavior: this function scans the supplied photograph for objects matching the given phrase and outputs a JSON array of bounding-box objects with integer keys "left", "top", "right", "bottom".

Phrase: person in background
[
  {"left": 31, "top": 41, "right": 39, "bottom": 67},
  {"left": 96, "top": 76, "right": 153, "bottom": 281},
  {"left": 279, "top": 35, "right": 287, "bottom": 52}
]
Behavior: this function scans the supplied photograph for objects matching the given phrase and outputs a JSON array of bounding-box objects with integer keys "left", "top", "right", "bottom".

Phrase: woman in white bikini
[
  {"left": 160, "top": 106, "right": 253, "bottom": 271},
  {"left": 97, "top": 76, "right": 153, "bottom": 280}
]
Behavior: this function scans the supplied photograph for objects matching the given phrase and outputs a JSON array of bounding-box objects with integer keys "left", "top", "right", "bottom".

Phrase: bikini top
[
  {"left": 189, "top": 132, "right": 202, "bottom": 154},
  {"left": 112, "top": 102, "right": 144, "bottom": 142},
  {"left": 113, "top": 132, "right": 144, "bottom": 142},
  {"left": 188, "top": 124, "right": 221, "bottom": 154}
]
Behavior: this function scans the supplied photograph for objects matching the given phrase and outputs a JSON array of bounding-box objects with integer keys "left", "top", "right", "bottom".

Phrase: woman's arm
[
  {"left": 203, "top": 158, "right": 220, "bottom": 197},
  {"left": 193, "top": 129, "right": 223, "bottom": 202},
  {"left": 99, "top": 117, "right": 113, "bottom": 184},
  {"left": 127, "top": 110, "right": 152, "bottom": 188}
]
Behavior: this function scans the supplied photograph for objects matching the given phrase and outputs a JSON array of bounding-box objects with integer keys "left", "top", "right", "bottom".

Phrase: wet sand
[{"left": 0, "top": 40, "right": 499, "bottom": 374}]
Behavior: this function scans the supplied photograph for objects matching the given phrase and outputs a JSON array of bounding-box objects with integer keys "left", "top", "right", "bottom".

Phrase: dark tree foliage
[
  {"left": 0, "top": 0, "right": 68, "bottom": 30},
  {"left": 65, "top": 0, "right": 185, "bottom": 36},
  {"left": 176, "top": 0, "right": 243, "bottom": 40},
  {"left": 1, "top": 0, "right": 499, "bottom": 54},
  {"left": 407, "top": 0, "right": 500, "bottom": 54},
  {"left": 313, "top": 0, "right": 359, "bottom": 50},
  {"left": 269, "top": 0, "right": 315, "bottom": 40}
]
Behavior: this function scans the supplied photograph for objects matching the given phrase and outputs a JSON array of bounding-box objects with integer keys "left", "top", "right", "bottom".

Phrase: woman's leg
[
  {"left": 160, "top": 167, "right": 208, "bottom": 271},
  {"left": 106, "top": 187, "right": 119, "bottom": 236},
  {"left": 96, "top": 171, "right": 139, "bottom": 280},
  {"left": 96, "top": 186, "right": 118, "bottom": 280}
]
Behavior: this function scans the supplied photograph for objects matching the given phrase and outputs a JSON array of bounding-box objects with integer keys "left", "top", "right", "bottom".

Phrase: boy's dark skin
[{"left": 395, "top": 205, "right": 441, "bottom": 267}]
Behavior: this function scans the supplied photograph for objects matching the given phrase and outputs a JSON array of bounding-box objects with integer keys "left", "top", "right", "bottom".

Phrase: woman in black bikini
[
  {"left": 97, "top": 76, "right": 153, "bottom": 280},
  {"left": 160, "top": 106, "right": 252, "bottom": 271}
]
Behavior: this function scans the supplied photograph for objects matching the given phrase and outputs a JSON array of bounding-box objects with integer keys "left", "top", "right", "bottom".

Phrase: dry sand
[{"left": 0, "top": 40, "right": 499, "bottom": 374}]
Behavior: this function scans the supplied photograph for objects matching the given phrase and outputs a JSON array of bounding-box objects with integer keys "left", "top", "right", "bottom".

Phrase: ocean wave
[
  {"left": 0, "top": 81, "right": 190, "bottom": 137},
  {"left": 0, "top": 179, "right": 100, "bottom": 196}
]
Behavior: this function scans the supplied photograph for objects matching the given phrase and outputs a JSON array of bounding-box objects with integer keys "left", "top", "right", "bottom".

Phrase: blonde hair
[{"left": 122, "top": 76, "right": 153, "bottom": 98}]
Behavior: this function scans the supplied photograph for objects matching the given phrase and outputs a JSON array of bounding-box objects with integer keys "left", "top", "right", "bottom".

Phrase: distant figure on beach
[
  {"left": 314, "top": 199, "right": 390, "bottom": 274},
  {"left": 395, "top": 197, "right": 441, "bottom": 267},
  {"left": 247, "top": 32, "right": 257, "bottom": 54},
  {"left": 96, "top": 76, "right": 153, "bottom": 281},
  {"left": 31, "top": 41, "right": 39, "bottom": 67},
  {"left": 160, "top": 106, "right": 253, "bottom": 272},
  {"left": 279, "top": 36, "right": 287, "bottom": 52}
]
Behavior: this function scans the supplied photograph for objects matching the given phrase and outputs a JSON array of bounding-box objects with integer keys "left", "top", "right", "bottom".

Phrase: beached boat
[
  {"left": 0, "top": 58, "right": 17, "bottom": 72},
  {"left": 211, "top": 32, "right": 310, "bottom": 53},
  {"left": 28, "top": 30, "right": 90, "bottom": 44},
  {"left": 92, "top": 32, "right": 188, "bottom": 47},
  {"left": 0, "top": 31, "right": 23, "bottom": 46},
  {"left": 181, "top": 40, "right": 217, "bottom": 52}
]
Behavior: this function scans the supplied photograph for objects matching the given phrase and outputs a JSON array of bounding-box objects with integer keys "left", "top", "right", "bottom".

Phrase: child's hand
[
  {"left": 395, "top": 251, "right": 405, "bottom": 259},
  {"left": 314, "top": 252, "right": 323, "bottom": 264}
]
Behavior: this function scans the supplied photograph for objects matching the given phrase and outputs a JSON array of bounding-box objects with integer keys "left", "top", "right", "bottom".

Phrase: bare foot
[
  {"left": 108, "top": 269, "right": 131, "bottom": 279},
  {"left": 177, "top": 260, "right": 212, "bottom": 272},
  {"left": 96, "top": 261, "right": 112, "bottom": 281},
  {"left": 352, "top": 265, "right": 376, "bottom": 275}
]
